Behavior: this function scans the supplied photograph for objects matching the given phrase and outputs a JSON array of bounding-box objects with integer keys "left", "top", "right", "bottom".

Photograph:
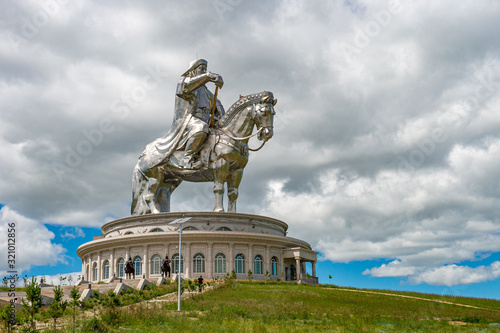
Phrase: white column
[
  {"left": 143, "top": 246, "right": 149, "bottom": 279},
  {"left": 312, "top": 261, "right": 316, "bottom": 277},
  {"left": 295, "top": 258, "right": 301, "bottom": 281},
  {"left": 87, "top": 257, "right": 91, "bottom": 281},
  {"left": 228, "top": 243, "right": 234, "bottom": 274},
  {"left": 185, "top": 242, "right": 191, "bottom": 279},
  {"left": 81, "top": 259, "right": 85, "bottom": 280},
  {"left": 207, "top": 242, "right": 213, "bottom": 279},
  {"left": 247, "top": 245, "right": 253, "bottom": 275},
  {"left": 96, "top": 252, "right": 101, "bottom": 282},
  {"left": 265, "top": 246, "right": 270, "bottom": 276},
  {"left": 110, "top": 251, "right": 115, "bottom": 278}
]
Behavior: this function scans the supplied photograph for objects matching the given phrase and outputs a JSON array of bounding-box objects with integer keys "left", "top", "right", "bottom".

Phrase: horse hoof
[{"left": 213, "top": 208, "right": 224, "bottom": 213}]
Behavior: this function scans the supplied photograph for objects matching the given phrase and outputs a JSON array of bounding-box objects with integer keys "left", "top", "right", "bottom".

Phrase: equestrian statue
[
  {"left": 161, "top": 254, "right": 171, "bottom": 278},
  {"left": 131, "top": 59, "right": 277, "bottom": 214},
  {"left": 124, "top": 257, "right": 135, "bottom": 279}
]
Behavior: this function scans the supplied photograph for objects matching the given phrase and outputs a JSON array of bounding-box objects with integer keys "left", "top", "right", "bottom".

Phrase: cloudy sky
[{"left": 2, "top": 0, "right": 500, "bottom": 299}]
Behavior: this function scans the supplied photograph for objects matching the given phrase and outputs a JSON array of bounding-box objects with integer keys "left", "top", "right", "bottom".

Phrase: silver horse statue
[{"left": 131, "top": 91, "right": 277, "bottom": 214}]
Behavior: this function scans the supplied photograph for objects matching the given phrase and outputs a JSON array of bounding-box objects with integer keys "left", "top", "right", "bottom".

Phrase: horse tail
[{"left": 131, "top": 157, "right": 154, "bottom": 215}]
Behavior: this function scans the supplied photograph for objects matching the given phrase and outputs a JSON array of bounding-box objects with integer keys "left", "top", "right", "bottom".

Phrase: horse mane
[{"left": 216, "top": 91, "right": 274, "bottom": 128}]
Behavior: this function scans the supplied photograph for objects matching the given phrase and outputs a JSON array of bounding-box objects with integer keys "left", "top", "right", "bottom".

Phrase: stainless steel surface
[{"left": 131, "top": 59, "right": 276, "bottom": 215}]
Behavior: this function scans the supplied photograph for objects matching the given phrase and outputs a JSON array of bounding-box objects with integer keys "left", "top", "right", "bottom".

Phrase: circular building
[{"left": 77, "top": 212, "right": 318, "bottom": 284}]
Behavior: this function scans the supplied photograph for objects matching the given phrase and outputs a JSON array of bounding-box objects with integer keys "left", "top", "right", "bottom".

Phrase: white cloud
[
  {"left": 410, "top": 262, "right": 500, "bottom": 286},
  {"left": 258, "top": 137, "right": 500, "bottom": 285},
  {"left": 33, "top": 271, "right": 82, "bottom": 286},
  {"left": 0, "top": 206, "right": 66, "bottom": 276},
  {"left": 363, "top": 260, "right": 418, "bottom": 277},
  {"left": 2, "top": 0, "right": 500, "bottom": 289},
  {"left": 60, "top": 227, "right": 85, "bottom": 240}
]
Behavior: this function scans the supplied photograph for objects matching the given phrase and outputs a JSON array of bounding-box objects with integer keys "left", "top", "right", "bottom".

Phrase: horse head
[{"left": 254, "top": 93, "right": 277, "bottom": 142}]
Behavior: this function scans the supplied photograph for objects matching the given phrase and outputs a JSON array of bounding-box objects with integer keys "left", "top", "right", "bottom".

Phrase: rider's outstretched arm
[{"left": 183, "top": 72, "right": 223, "bottom": 93}]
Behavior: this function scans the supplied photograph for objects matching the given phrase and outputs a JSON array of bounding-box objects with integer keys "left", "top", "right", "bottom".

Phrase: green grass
[
  {"left": 104, "top": 282, "right": 500, "bottom": 332},
  {"left": 7, "top": 281, "right": 500, "bottom": 332}
]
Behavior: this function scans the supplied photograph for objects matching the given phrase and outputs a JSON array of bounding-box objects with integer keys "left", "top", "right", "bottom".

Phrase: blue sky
[
  {"left": 2, "top": 1, "right": 500, "bottom": 300},
  {"left": 9, "top": 218, "right": 500, "bottom": 300}
]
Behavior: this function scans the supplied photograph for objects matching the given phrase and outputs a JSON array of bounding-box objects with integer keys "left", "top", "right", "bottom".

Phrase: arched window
[
  {"left": 151, "top": 228, "right": 163, "bottom": 232},
  {"left": 182, "top": 226, "right": 198, "bottom": 231},
  {"left": 254, "top": 255, "right": 263, "bottom": 275},
  {"left": 193, "top": 253, "right": 205, "bottom": 273},
  {"left": 217, "top": 227, "right": 231, "bottom": 231},
  {"left": 151, "top": 255, "right": 161, "bottom": 275},
  {"left": 103, "top": 260, "right": 110, "bottom": 280},
  {"left": 235, "top": 254, "right": 245, "bottom": 274},
  {"left": 117, "top": 258, "right": 124, "bottom": 278},
  {"left": 271, "top": 257, "right": 278, "bottom": 276},
  {"left": 214, "top": 253, "right": 226, "bottom": 274},
  {"left": 172, "top": 254, "right": 184, "bottom": 273},
  {"left": 92, "top": 263, "right": 98, "bottom": 282},
  {"left": 134, "top": 256, "right": 142, "bottom": 277}
]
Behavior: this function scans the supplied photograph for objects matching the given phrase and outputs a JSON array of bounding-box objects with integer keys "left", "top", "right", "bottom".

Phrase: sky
[{"left": 1, "top": 0, "right": 500, "bottom": 299}]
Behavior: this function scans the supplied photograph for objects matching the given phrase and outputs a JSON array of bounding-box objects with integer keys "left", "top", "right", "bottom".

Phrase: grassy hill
[
  {"left": 5, "top": 281, "right": 500, "bottom": 332},
  {"left": 107, "top": 282, "right": 500, "bottom": 332}
]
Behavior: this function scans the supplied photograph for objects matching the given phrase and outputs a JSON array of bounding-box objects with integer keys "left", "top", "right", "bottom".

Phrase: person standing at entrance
[{"left": 198, "top": 275, "right": 204, "bottom": 292}]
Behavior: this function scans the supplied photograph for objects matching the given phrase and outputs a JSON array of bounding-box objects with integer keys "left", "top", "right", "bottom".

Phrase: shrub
[{"left": 80, "top": 317, "right": 108, "bottom": 333}]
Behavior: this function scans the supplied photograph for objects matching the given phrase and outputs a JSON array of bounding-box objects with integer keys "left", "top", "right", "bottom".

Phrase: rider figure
[
  {"left": 176, "top": 59, "right": 225, "bottom": 169},
  {"left": 162, "top": 254, "right": 171, "bottom": 278},
  {"left": 125, "top": 257, "right": 134, "bottom": 279}
]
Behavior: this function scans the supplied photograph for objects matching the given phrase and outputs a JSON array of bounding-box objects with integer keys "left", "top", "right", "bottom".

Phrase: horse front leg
[
  {"left": 227, "top": 169, "right": 243, "bottom": 213},
  {"left": 213, "top": 159, "right": 229, "bottom": 212}
]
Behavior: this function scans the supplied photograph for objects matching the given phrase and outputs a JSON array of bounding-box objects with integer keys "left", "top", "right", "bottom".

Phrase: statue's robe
[
  {"left": 131, "top": 74, "right": 223, "bottom": 215},
  {"left": 139, "top": 76, "right": 224, "bottom": 172}
]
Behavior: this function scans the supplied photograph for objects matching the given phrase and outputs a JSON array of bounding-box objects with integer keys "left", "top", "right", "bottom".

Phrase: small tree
[
  {"left": 265, "top": 270, "right": 271, "bottom": 283},
  {"left": 48, "top": 285, "right": 66, "bottom": 331},
  {"left": 59, "top": 276, "right": 67, "bottom": 286},
  {"left": 68, "top": 275, "right": 73, "bottom": 285},
  {"left": 2, "top": 277, "right": 8, "bottom": 288},
  {"left": 1, "top": 303, "right": 14, "bottom": 333},
  {"left": 101, "top": 290, "right": 120, "bottom": 309},
  {"left": 21, "top": 276, "right": 43, "bottom": 332},
  {"left": 69, "top": 286, "right": 81, "bottom": 333},
  {"left": 186, "top": 279, "right": 195, "bottom": 296},
  {"left": 224, "top": 272, "right": 232, "bottom": 285},
  {"left": 328, "top": 275, "right": 332, "bottom": 285},
  {"left": 247, "top": 269, "right": 253, "bottom": 282}
]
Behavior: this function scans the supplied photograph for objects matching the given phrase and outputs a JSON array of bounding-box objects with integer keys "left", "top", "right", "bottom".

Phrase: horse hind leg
[
  {"left": 227, "top": 169, "right": 243, "bottom": 213},
  {"left": 213, "top": 160, "right": 229, "bottom": 212},
  {"left": 156, "top": 177, "right": 182, "bottom": 213}
]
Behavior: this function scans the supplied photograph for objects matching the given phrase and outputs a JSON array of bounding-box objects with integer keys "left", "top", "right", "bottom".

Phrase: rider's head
[{"left": 182, "top": 58, "right": 208, "bottom": 77}]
